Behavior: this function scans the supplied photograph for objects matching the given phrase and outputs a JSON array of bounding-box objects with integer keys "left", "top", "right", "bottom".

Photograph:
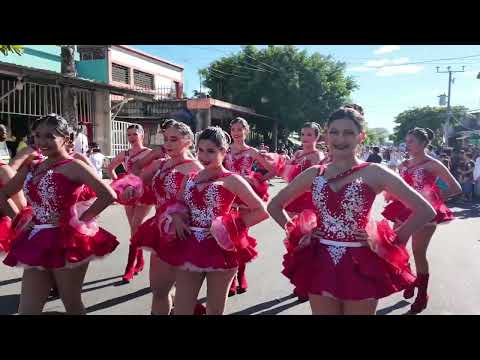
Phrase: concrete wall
[
  {"left": 109, "top": 46, "right": 183, "bottom": 88},
  {"left": 0, "top": 45, "right": 79, "bottom": 73},
  {"left": 92, "top": 90, "right": 112, "bottom": 155}
]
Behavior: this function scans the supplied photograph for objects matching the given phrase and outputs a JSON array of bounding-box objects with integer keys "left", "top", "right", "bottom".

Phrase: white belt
[
  {"left": 318, "top": 239, "right": 368, "bottom": 248},
  {"left": 29, "top": 224, "right": 59, "bottom": 240}
]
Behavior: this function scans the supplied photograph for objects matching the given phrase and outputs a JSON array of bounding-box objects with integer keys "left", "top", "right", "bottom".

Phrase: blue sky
[{"left": 132, "top": 45, "right": 480, "bottom": 133}]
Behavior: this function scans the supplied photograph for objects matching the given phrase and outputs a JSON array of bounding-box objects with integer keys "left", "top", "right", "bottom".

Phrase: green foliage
[
  {"left": 392, "top": 105, "right": 468, "bottom": 145},
  {"left": 200, "top": 45, "right": 357, "bottom": 132},
  {"left": 0, "top": 45, "right": 23, "bottom": 56}
]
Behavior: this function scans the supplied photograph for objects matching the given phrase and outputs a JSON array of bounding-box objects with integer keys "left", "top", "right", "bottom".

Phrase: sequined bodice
[
  {"left": 311, "top": 166, "right": 375, "bottom": 242},
  {"left": 399, "top": 161, "right": 437, "bottom": 193},
  {"left": 24, "top": 163, "right": 82, "bottom": 225},
  {"left": 184, "top": 173, "right": 236, "bottom": 228},
  {"left": 224, "top": 148, "right": 254, "bottom": 177},
  {"left": 151, "top": 159, "right": 191, "bottom": 208},
  {"left": 123, "top": 148, "right": 150, "bottom": 173},
  {"left": 292, "top": 151, "right": 321, "bottom": 172}
]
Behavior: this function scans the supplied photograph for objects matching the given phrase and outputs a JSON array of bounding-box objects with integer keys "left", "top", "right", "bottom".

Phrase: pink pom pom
[
  {"left": 69, "top": 199, "right": 99, "bottom": 236},
  {"left": 210, "top": 213, "right": 249, "bottom": 252},
  {"left": 157, "top": 202, "right": 189, "bottom": 237},
  {"left": 111, "top": 174, "right": 144, "bottom": 205}
]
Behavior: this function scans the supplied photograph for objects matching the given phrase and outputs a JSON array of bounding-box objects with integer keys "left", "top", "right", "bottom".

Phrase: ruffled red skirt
[
  {"left": 112, "top": 173, "right": 155, "bottom": 206},
  {"left": 3, "top": 224, "right": 119, "bottom": 270},
  {"left": 165, "top": 227, "right": 258, "bottom": 271},
  {"left": 282, "top": 241, "right": 414, "bottom": 300},
  {"left": 0, "top": 216, "right": 12, "bottom": 253},
  {"left": 130, "top": 214, "right": 181, "bottom": 264},
  {"left": 382, "top": 199, "right": 454, "bottom": 224}
]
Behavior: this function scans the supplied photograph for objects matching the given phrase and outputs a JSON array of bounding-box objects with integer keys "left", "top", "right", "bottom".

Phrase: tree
[
  {"left": 366, "top": 127, "right": 390, "bottom": 145},
  {"left": 0, "top": 45, "right": 23, "bottom": 56},
  {"left": 199, "top": 45, "right": 357, "bottom": 132},
  {"left": 392, "top": 105, "right": 468, "bottom": 146}
]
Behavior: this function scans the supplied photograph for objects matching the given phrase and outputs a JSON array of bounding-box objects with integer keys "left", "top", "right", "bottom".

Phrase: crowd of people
[{"left": 0, "top": 104, "right": 463, "bottom": 315}]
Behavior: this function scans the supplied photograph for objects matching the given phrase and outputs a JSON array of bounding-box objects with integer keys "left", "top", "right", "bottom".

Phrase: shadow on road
[
  {"left": 376, "top": 300, "right": 410, "bottom": 315},
  {"left": 229, "top": 294, "right": 297, "bottom": 315},
  {"left": 0, "top": 294, "right": 20, "bottom": 315},
  {"left": 256, "top": 298, "right": 308, "bottom": 315},
  {"left": 82, "top": 279, "right": 126, "bottom": 294},
  {"left": 83, "top": 275, "right": 123, "bottom": 287},
  {"left": 0, "top": 278, "right": 21, "bottom": 287},
  {"left": 85, "top": 287, "right": 152, "bottom": 313}
]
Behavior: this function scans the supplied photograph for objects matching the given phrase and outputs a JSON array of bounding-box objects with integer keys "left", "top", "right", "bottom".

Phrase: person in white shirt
[
  {"left": 74, "top": 124, "right": 89, "bottom": 155},
  {"left": 88, "top": 143, "right": 105, "bottom": 179}
]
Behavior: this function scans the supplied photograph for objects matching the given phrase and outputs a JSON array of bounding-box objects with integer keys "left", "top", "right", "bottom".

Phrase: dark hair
[
  {"left": 31, "top": 113, "right": 72, "bottom": 138},
  {"left": 127, "top": 123, "right": 144, "bottom": 135},
  {"left": 197, "top": 126, "right": 231, "bottom": 150},
  {"left": 161, "top": 119, "right": 176, "bottom": 131},
  {"left": 344, "top": 103, "right": 365, "bottom": 116},
  {"left": 407, "top": 127, "right": 434, "bottom": 146},
  {"left": 373, "top": 146, "right": 380, "bottom": 153},
  {"left": 230, "top": 117, "right": 250, "bottom": 132},
  {"left": 466, "top": 152, "right": 473, "bottom": 159},
  {"left": 162, "top": 119, "right": 194, "bottom": 142},
  {"left": 301, "top": 122, "right": 322, "bottom": 138},
  {"left": 327, "top": 105, "right": 365, "bottom": 132}
]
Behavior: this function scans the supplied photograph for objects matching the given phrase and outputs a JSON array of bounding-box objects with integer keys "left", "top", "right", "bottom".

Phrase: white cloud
[
  {"left": 373, "top": 45, "right": 401, "bottom": 55},
  {"left": 348, "top": 57, "right": 423, "bottom": 76},
  {"left": 376, "top": 64, "right": 424, "bottom": 77}
]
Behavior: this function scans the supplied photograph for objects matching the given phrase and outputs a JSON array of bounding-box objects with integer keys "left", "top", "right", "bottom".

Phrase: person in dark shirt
[{"left": 366, "top": 146, "right": 383, "bottom": 163}]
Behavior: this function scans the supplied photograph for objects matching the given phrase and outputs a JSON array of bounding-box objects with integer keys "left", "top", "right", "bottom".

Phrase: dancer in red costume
[
  {"left": 268, "top": 106, "right": 436, "bottom": 315},
  {"left": 168, "top": 127, "right": 269, "bottom": 315},
  {"left": 224, "top": 117, "right": 276, "bottom": 296},
  {"left": 276, "top": 121, "right": 326, "bottom": 302},
  {"left": 107, "top": 124, "right": 153, "bottom": 283},
  {"left": 125, "top": 120, "right": 205, "bottom": 315},
  {"left": 0, "top": 161, "right": 27, "bottom": 253},
  {"left": 382, "top": 127, "right": 461, "bottom": 314},
  {"left": 0, "top": 114, "right": 118, "bottom": 314}
]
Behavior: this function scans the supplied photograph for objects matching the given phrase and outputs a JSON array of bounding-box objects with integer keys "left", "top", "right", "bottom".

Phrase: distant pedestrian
[{"left": 366, "top": 146, "right": 382, "bottom": 163}]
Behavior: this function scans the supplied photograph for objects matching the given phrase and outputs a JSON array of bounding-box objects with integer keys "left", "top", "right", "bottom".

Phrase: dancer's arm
[
  {"left": 131, "top": 148, "right": 164, "bottom": 176},
  {"left": 0, "top": 163, "right": 30, "bottom": 219},
  {"left": 0, "top": 165, "right": 26, "bottom": 214},
  {"left": 267, "top": 166, "right": 318, "bottom": 228},
  {"left": 223, "top": 174, "right": 269, "bottom": 227},
  {"left": 371, "top": 164, "right": 436, "bottom": 244},
  {"left": 106, "top": 151, "right": 126, "bottom": 180},
  {"left": 65, "top": 160, "right": 117, "bottom": 222}
]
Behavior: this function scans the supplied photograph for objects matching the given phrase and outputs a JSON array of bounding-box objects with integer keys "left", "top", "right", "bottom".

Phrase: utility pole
[{"left": 437, "top": 66, "right": 465, "bottom": 146}]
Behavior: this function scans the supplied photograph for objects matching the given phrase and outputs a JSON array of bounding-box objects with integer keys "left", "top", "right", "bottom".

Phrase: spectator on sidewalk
[
  {"left": 366, "top": 146, "right": 383, "bottom": 163},
  {"left": 88, "top": 143, "right": 105, "bottom": 179},
  {"left": 74, "top": 124, "right": 89, "bottom": 155},
  {"left": 459, "top": 152, "right": 475, "bottom": 202}
]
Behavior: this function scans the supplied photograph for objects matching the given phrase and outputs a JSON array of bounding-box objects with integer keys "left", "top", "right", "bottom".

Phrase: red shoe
[
  {"left": 122, "top": 245, "right": 138, "bottom": 283},
  {"left": 229, "top": 276, "right": 238, "bottom": 297},
  {"left": 403, "top": 283, "right": 416, "bottom": 299},
  {"left": 194, "top": 303, "right": 206, "bottom": 315},
  {"left": 237, "top": 263, "right": 248, "bottom": 294},
  {"left": 410, "top": 273, "right": 429, "bottom": 314},
  {"left": 134, "top": 250, "right": 145, "bottom": 275}
]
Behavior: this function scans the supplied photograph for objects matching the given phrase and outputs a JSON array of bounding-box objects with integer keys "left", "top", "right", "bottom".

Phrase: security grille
[
  {"left": 112, "top": 63, "right": 130, "bottom": 84},
  {"left": 133, "top": 69, "right": 154, "bottom": 90}
]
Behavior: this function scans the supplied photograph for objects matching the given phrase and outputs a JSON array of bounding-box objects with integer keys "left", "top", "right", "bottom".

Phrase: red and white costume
[
  {"left": 130, "top": 159, "right": 195, "bottom": 260},
  {"left": 382, "top": 159, "right": 454, "bottom": 224},
  {"left": 224, "top": 147, "right": 269, "bottom": 202},
  {"left": 0, "top": 161, "right": 12, "bottom": 254},
  {"left": 169, "top": 172, "right": 257, "bottom": 271},
  {"left": 282, "top": 163, "right": 414, "bottom": 300},
  {"left": 3, "top": 159, "right": 118, "bottom": 269},
  {"left": 111, "top": 148, "right": 155, "bottom": 206},
  {"left": 279, "top": 150, "right": 325, "bottom": 214}
]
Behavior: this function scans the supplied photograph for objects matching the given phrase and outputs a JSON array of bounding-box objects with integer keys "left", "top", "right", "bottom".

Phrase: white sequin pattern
[
  {"left": 311, "top": 174, "right": 368, "bottom": 265},
  {"left": 152, "top": 168, "right": 179, "bottom": 206},
  {"left": 184, "top": 177, "right": 223, "bottom": 229},
  {"left": 24, "top": 170, "right": 60, "bottom": 224}
]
